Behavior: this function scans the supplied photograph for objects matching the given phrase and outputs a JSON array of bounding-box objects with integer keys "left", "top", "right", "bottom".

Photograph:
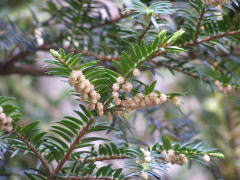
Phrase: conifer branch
[
  {"left": 13, "top": 131, "right": 51, "bottom": 174},
  {"left": 53, "top": 118, "right": 94, "bottom": 175}
]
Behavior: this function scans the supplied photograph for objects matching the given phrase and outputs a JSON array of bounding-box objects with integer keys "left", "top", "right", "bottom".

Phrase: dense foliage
[{"left": 1, "top": 0, "right": 240, "bottom": 179}]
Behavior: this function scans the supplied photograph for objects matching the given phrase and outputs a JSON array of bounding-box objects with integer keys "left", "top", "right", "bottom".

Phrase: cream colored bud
[
  {"left": 144, "top": 96, "right": 152, "bottom": 106},
  {"left": 114, "top": 99, "right": 121, "bottom": 105},
  {"left": 144, "top": 151, "right": 151, "bottom": 157},
  {"left": 0, "top": 113, "right": 6, "bottom": 120},
  {"left": 145, "top": 156, "right": 152, "bottom": 163},
  {"left": 201, "top": 0, "right": 229, "bottom": 6},
  {"left": 116, "top": 76, "right": 124, "bottom": 84},
  {"left": 80, "top": 93, "right": 88, "bottom": 101},
  {"left": 68, "top": 77, "right": 74, "bottom": 86},
  {"left": 3, "top": 125, "right": 13, "bottom": 132},
  {"left": 112, "top": 83, "right": 120, "bottom": 92},
  {"left": 160, "top": 94, "right": 167, "bottom": 102},
  {"left": 153, "top": 98, "right": 161, "bottom": 105},
  {"left": 6, "top": 117, "right": 12, "bottom": 123},
  {"left": 84, "top": 80, "right": 91, "bottom": 87},
  {"left": 172, "top": 97, "right": 181, "bottom": 106},
  {"left": 89, "top": 90, "right": 97, "bottom": 98},
  {"left": 133, "top": 68, "right": 141, "bottom": 77},
  {"left": 136, "top": 93, "right": 144, "bottom": 98},
  {"left": 97, "top": 110, "right": 104, "bottom": 116},
  {"left": 96, "top": 93, "right": 101, "bottom": 100},
  {"left": 133, "top": 96, "right": 141, "bottom": 104},
  {"left": 71, "top": 70, "right": 82, "bottom": 81},
  {"left": 112, "top": 91, "right": 119, "bottom": 98},
  {"left": 214, "top": 80, "right": 221, "bottom": 87},
  {"left": 78, "top": 74, "right": 85, "bottom": 82},
  {"left": 168, "top": 150, "right": 175, "bottom": 156},
  {"left": 87, "top": 103, "right": 95, "bottom": 111},
  {"left": 141, "top": 172, "right": 148, "bottom": 179},
  {"left": 122, "top": 82, "right": 132, "bottom": 93},
  {"left": 90, "top": 98, "right": 98, "bottom": 104},
  {"left": 226, "top": 84, "right": 232, "bottom": 92},
  {"left": 0, "top": 107, "right": 3, "bottom": 114},
  {"left": 75, "top": 82, "right": 85, "bottom": 92},
  {"left": 96, "top": 103, "right": 103, "bottom": 111},
  {"left": 84, "top": 86, "right": 91, "bottom": 94},
  {"left": 106, "top": 112, "right": 113, "bottom": 121},
  {"left": 202, "top": 154, "right": 210, "bottom": 163}
]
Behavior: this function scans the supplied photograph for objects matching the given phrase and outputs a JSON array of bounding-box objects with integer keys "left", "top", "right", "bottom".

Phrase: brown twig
[
  {"left": 137, "top": 21, "right": 152, "bottom": 41},
  {"left": 87, "top": 12, "right": 131, "bottom": 30},
  {"left": 72, "top": 155, "right": 129, "bottom": 163},
  {"left": 13, "top": 131, "right": 51, "bottom": 174},
  {"left": 53, "top": 118, "right": 94, "bottom": 175},
  {"left": 149, "top": 59, "right": 210, "bottom": 83},
  {"left": 184, "top": 30, "right": 240, "bottom": 47},
  {"left": 58, "top": 176, "right": 114, "bottom": 180},
  {"left": 194, "top": 7, "right": 205, "bottom": 43}
]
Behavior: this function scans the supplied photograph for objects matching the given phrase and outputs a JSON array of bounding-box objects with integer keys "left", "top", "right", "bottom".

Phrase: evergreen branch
[
  {"left": 185, "top": 30, "right": 240, "bottom": 46},
  {"left": 59, "top": 176, "right": 114, "bottom": 180},
  {"left": 87, "top": 12, "right": 131, "bottom": 30},
  {"left": 149, "top": 59, "right": 210, "bottom": 83},
  {"left": 75, "top": 155, "right": 129, "bottom": 163},
  {"left": 194, "top": 7, "right": 205, "bottom": 43},
  {"left": 53, "top": 118, "right": 94, "bottom": 175},
  {"left": 0, "top": 63, "right": 49, "bottom": 76},
  {"left": 13, "top": 131, "right": 51, "bottom": 174}
]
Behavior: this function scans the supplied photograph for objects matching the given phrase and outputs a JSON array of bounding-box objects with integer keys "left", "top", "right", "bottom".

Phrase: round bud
[
  {"left": 116, "top": 76, "right": 124, "bottom": 84},
  {"left": 144, "top": 156, "right": 152, "bottom": 163},
  {"left": 87, "top": 103, "right": 95, "bottom": 111},
  {"left": 0, "top": 113, "right": 6, "bottom": 120},
  {"left": 214, "top": 80, "right": 221, "bottom": 87},
  {"left": 71, "top": 70, "right": 82, "bottom": 81},
  {"left": 202, "top": 154, "right": 210, "bottom": 163},
  {"left": 80, "top": 93, "right": 88, "bottom": 101},
  {"left": 144, "top": 151, "right": 151, "bottom": 157},
  {"left": 172, "top": 97, "right": 181, "bottom": 106},
  {"left": 168, "top": 149, "right": 175, "bottom": 156},
  {"left": 141, "top": 172, "right": 148, "bottom": 179},
  {"left": 136, "top": 93, "right": 144, "bottom": 98},
  {"left": 112, "top": 83, "right": 120, "bottom": 92},
  {"left": 96, "top": 103, "right": 104, "bottom": 112},
  {"left": 133, "top": 68, "right": 141, "bottom": 77},
  {"left": 201, "top": 0, "right": 229, "bottom": 6},
  {"left": 160, "top": 94, "right": 167, "bottom": 102},
  {"left": 226, "top": 84, "right": 232, "bottom": 92},
  {"left": 112, "top": 91, "right": 119, "bottom": 98}
]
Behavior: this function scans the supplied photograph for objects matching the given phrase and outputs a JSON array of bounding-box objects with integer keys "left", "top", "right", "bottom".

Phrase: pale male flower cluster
[
  {"left": 0, "top": 107, "right": 13, "bottom": 132},
  {"left": 201, "top": 0, "right": 229, "bottom": 6},
  {"left": 68, "top": 70, "right": 103, "bottom": 116}
]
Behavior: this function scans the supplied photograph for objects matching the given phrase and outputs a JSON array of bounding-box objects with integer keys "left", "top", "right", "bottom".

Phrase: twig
[
  {"left": 13, "top": 131, "right": 51, "bottom": 174},
  {"left": 185, "top": 30, "right": 240, "bottom": 47},
  {"left": 194, "top": 7, "right": 205, "bottom": 43},
  {"left": 149, "top": 59, "right": 210, "bottom": 83},
  {"left": 72, "top": 155, "right": 129, "bottom": 163},
  {"left": 58, "top": 176, "right": 114, "bottom": 180},
  {"left": 53, "top": 118, "right": 94, "bottom": 175},
  {"left": 137, "top": 21, "right": 152, "bottom": 41},
  {"left": 87, "top": 12, "right": 131, "bottom": 30},
  {"left": 0, "top": 63, "right": 49, "bottom": 76}
]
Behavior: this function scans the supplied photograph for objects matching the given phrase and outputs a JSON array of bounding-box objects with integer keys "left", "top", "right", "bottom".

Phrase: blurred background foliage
[{"left": 0, "top": 0, "right": 240, "bottom": 179}]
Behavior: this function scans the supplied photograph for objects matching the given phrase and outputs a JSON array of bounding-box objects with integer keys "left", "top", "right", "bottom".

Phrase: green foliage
[{"left": 2, "top": 0, "right": 240, "bottom": 179}]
